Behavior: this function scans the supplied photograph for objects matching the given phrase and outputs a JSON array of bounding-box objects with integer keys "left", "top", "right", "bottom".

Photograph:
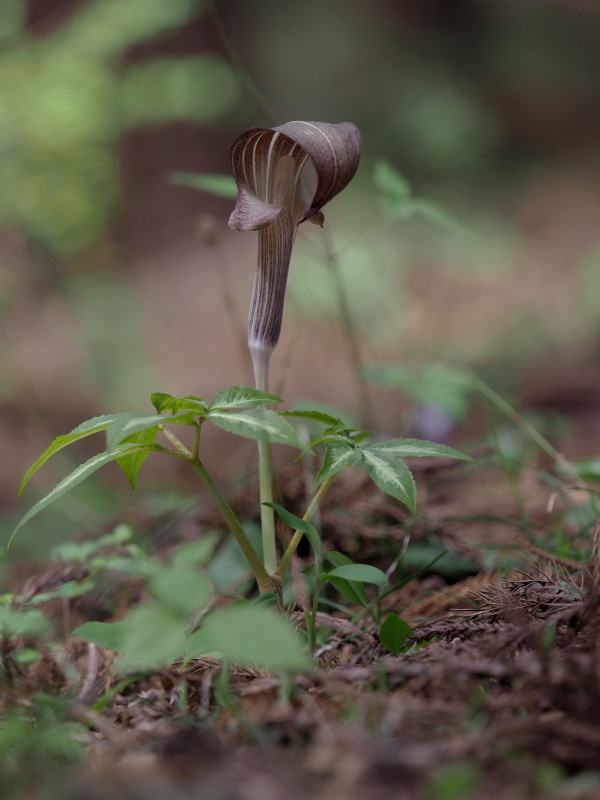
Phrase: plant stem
[
  {"left": 250, "top": 345, "right": 278, "bottom": 575},
  {"left": 209, "top": 0, "right": 280, "bottom": 125},
  {"left": 484, "top": 399, "right": 530, "bottom": 525},
  {"left": 162, "top": 422, "right": 278, "bottom": 594},
  {"left": 159, "top": 425, "right": 191, "bottom": 457},
  {"left": 257, "top": 440, "right": 277, "bottom": 573},
  {"left": 191, "top": 422, "right": 201, "bottom": 462},
  {"left": 476, "top": 380, "right": 586, "bottom": 488},
  {"left": 189, "top": 457, "right": 272, "bottom": 594},
  {"left": 322, "top": 227, "right": 374, "bottom": 429},
  {"left": 277, "top": 475, "right": 335, "bottom": 578},
  {"left": 307, "top": 580, "right": 324, "bottom": 653},
  {"left": 204, "top": 220, "right": 254, "bottom": 385}
]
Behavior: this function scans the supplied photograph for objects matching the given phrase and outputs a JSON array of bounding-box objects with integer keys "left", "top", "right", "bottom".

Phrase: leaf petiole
[
  {"left": 276, "top": 475, "right": 335, "bottom": 578},
  {"left": 158, "top": 425, "right": 191, "bottom": 457}
]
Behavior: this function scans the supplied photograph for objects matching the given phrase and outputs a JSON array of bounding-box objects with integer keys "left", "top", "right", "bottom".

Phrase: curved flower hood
[
  {"left": 229, "top": 121, "right": 361, "bottom": 231},
  {"left": 228, "top": 120, "right": 361, "bottom": 390}
]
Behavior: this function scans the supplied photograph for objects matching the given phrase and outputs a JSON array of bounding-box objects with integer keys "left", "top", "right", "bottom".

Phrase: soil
[
  {"left": 2, "top": 394, "right": 600, "bottom": 800},
  {"left": 2, "top": 158, "right": 600, "bottom": 799}
]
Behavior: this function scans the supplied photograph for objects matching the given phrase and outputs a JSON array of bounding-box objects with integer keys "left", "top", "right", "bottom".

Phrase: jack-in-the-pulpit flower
[{"left": 228, "top": 120, "right": 361, "bottom": 391}]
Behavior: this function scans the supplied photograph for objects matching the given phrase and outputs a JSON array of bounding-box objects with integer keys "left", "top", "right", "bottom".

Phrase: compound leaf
[
  {"left": 209, "top": 386, "right": 281, "bottom": 410},
  {"left": 366, "top": 438, "right": 475, "bottom": 462},
  {"left": 264, "top": 501, "right": 321, "bottom": 561},
  {"left": 315, "top": 441, "right": 363, "bottom": 486},
  {"left": 362, "top": 449, "right": 417, "bottom": 513},
  {"left": 19, "top": 415, "right": 118, "bottom": 497},
  {"left": 11, "top": 443, "right": 167, "bottom": 547},
  {"left": 209, "top": 408, "right": 304, "bottom": 449}
]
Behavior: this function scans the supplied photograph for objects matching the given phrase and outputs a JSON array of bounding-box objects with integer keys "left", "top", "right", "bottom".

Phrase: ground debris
[{"left": 4, "top": 472, "right": 600, "bottom": 800}]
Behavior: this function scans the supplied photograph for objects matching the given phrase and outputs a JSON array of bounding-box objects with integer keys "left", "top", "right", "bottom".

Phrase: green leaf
[
  {"left": 401, "top": 538, "right": 476, "bottom": 579},
  {"left": 116, "top": 426, "right": 159, "bottom": 489},
  {"left": 409, "top": 197, "right": 478, "bottom": 239},
  {"left": 362, "top": 449, "right": 417, "bottom": 514},
  {"left": 326, "top": 563, "right": 387, "bottom": 587},
  {"left": 315, "top": 442, "right": 364, "bottom": 486},
  {"left": 151, "top": 392, "right": 207, "bottom": 415},
  {"left": 91, "top": 676, "right": 142, "bottom": 713},
  {"left": 361, "top": 363, "right": 476, "bottom": 423},
  {"left": 350, "top": 430, "right": 372, "bottom": 444},
  {"left": 204, "top": 540, "right": 250, "bottom": 591},
  {"left": 170, "top": 172, "right": 238, "bottom": 199},
  {"left": 19, "top": 415, "right": 118, "bottom": 497},
  {"left": 170, "top": 534, "right": 221, "bottom": 569},
  {"left": 373, "top": 159, "right": 412, "bottom": 210},
  {"left": 185, "top": 628, "right": 215, "bottom": 658},
  {"left": 52, "top": 541, "right": 101, "bottom": 564},
  {"left": 0, "top": 607, "right": 53, "bottom": 639},
  {"left": 107, "top": 411, "right": 196, "bottom": 451},
  {"left": 280, "top": 409, "right": 341, "bottom": 427},
  {"left": 208, "top": 408, "right": 304, "bottom": 449},
  {"left": 324, "top": 552, "right": 367, "bottom": 607},
  {"left": 209, "top": 386, "right": 282, "bottom": 410},
  {"left": 151, "top": 392, "right": 176, "bottom": 413},
  {"left": 200, "top": 605, "right": 312, "bottom": 672},
  {"left": 568, "top": 457, "right": 600, "bottom": 483},
  {"left": 379, "top": 612, "right": 412, "bottom": 654},
  {"left": 0, "top": 0, "right": 26, "bottom": 47},
  {"left": 171, "top": 401, "right": 205, "bottom": 416},
  {"left": 264, "top": 502, "right": 322, "bottom": 561},
  {"left": 106, "top": 413, "right": 165, "bottom": 451},
  {"left": 251, "top": 593, "right": 277, "bottom": 608},
  {"left": 117, "top": 603, "right": 187, "bottom": 672},
  {"left": 108, "top": 524, "right": 135, "bottom": 545},
  {"left": 311, "top": 433, "right": 358, "bottom": 448},
  {"left": 74, "top": 621, "right": 126, "bottom": 651},
  {"left": 366, "top": 438, "right": 475, "bottom": 462},
  {"left": 304, "top": 609, "right": 317, "bottom": 653},
  {"left": 13, "top": 649, "right": 42, "bottom": 666},
  {"left": 28, "top": 578, "right": 96, "bottom": 604},
  {"left": 10, "top": 443, "right": 167, "bottom": 547},
  {"left": 51, "top": 524, "right": 134, "bottom": 563},
  {"left": 148, "top": 566, "right": 211, "bottom": 618}
]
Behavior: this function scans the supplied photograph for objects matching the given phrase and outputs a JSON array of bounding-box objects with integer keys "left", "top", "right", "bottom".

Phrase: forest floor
[{"left": 2, "top": 358, "right": 600, "bottom": 800}]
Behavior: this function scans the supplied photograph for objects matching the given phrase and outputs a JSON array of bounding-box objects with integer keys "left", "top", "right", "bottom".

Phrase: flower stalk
[{"left": 228, "top": 120, "right": 361, "bottom": 576}]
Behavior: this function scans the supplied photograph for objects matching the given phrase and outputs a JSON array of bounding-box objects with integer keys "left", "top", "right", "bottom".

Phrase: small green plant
[
  {"left": 0, "top": 605, "right": 53, "bottom": 682},
  {"left": 10, "top": 121, "right": 475, "bottom": 669},
  {"left": 378, "top": 612, "right": 413, "bottom": 655},
  {"left": 73, "top": 535, "right": 312, "bottom": 674},
  {"left": 0, "top": 692, "right": 85, "bottom": 800},
  {"left": 427, "top": 759, "right": 481, "bottom": 800}
]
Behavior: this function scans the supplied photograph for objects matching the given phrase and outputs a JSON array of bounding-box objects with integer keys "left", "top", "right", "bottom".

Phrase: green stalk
[
  {"left": 476, "top": 380, "right": 585, "bottom": 488},
  {"left": 307, "top": 580, "right": 324, "bottom": 654},
  {"left": 250, "top": 345, "right": 278, "bottom": 575},
  {"left": 160, "top": 423, "right": 275, "bottom": 593},
  {"left": 209, "top": 0, "right": 280, "bottom": 125},
  {"left": 204, "top": 220, "right": 254, "bottom": 385},
  {"left": 159, "top": 425, "right": 191, "bottom": 457},
  {"left": 257, "top": 439, "right": 277, "bottom": 573},
  {"left": 191, "top": 422, "right": 201, "bottom": 462},
  {"left": 189, "top": 457, "right": 272, "bottom": 594},
  {"left": 277, "top": 475, "right": 335, "bottom": 578},
  {"left": 322, "top": 227, "right": 374, "bottom": 429}
]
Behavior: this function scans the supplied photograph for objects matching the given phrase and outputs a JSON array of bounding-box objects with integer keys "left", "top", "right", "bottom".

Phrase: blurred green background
[{"left": 2, "top": 0, "right": 600, "bottom": 561}]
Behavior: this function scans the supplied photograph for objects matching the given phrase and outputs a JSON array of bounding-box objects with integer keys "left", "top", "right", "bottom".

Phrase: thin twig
[{"left": 322, "top": 227, "right": 374, "bottom": 428}]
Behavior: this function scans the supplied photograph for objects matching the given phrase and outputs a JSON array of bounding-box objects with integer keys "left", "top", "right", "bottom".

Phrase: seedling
[{"left": 0, "top": 606, "right": 53, "bottom": 682}]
